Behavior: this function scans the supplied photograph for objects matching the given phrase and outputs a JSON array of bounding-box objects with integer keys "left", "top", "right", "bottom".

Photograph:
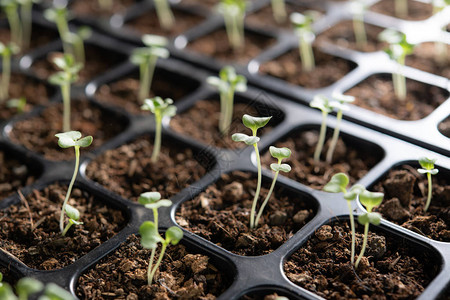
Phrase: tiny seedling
[
  {"left": 0, "top": 42, "right": 20, "bottom": 102},
  {"left": 324, "top": 173, "right": 365, "bottom": 265},
  {"left": 271, "top": 0, "right": 287, "bottom": 23},
  {"left": 350, "top": 0, "right": 367, "bottom": 49},
  {"left": 326, "top": 92, "right": 355, "bottom": 163},
  {"left": 232, "top": 114, "right": 272, "bottom": 229},
  {"left": 141, "top": 96, "right": 176, "bottom": 162},
  {"left": 395, "top": 0, "right": 408, "bottom": 18},
  {"left": 355, "top": 189, "right": 384, "bottom": 269},
  {"left": 1, "top": 0, "right": 22, "bottom": 50},
  {"left": 17, "top": 0, "right": 39, "bottom": 50},
  {"left": 55, "top": 131, "right": 93, "bottom": 235},
  {"left": 290, "top": 11, "right": 317, "bottom": 72},
  {"left": 48, "top": 53, "right": 82, "bottom": 132},
  {"left": 206, "top": 66, "right": 247, "bottom": 135},
  {"left": 254, "top": 146, "right": 291, "bottom": 227},
  {"left": 417, "top": 157, "right": 439, "bottom": 212},
  {"left": 218, "top": 0, "right": 246, "bottom": 51},
  {"left": 130, "top": 34, "right": 169, "bottom": 103},
  {"left": 309, "top": 95, "right": 332, "bottom": 163},
  {"left": 140, "top": 222, "right": 183, "bottom": 285},
  {"left": 154, "top": 0, "right": 175, "bottom": 31},
  {"left": 6, "top": 97, "right": 27, "bottom": 114},
  {"left": 44, "top": 6, "right": 72, "bottom": 58},
  {"left": 378, "top": 28, "right": 414, "bottom": 101},
  {"left": 63, "top": 26, "right": 92, "bottom": 66}
]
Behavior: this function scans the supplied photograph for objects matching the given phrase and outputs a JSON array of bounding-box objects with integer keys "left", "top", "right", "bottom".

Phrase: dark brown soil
[
  {"left": 0, "top": 150, "right": 37, "bottom": 201},
  {"left": 284, "top": 222, "right": 439, "bottom": 299},
  {"left": 245, "top": 3, "right": 313, "bottom": 30},
  {"left": 0, "top": 183, "right": 127, "bottom": 270},
  {"left": 259, "top": 48, "right": 356, "bottom": 89},
  {"left": 125, "top": 7, "right": 205, "bottom": 37},
  {"left": 170, "top": 99, "right": 282, "bottom": 149},
  {"left": 176, "top": 171, "right": 316, "bottom": 256},
  {"left": 187, "top": 29, "right": 276, "bottom": 65},
  {"left": 9, "top": 99, "right": 127, "bottom": 161},
  {"left": 261, "top": 129, "right": 382, "bottom": 190},
  {"left": 345, "top": 74, "right": 449, "bottom": 120},
  {"left": 316, "top": 20, "right": 386, "bottom": 52},
  {"left": 241, "top": 292, "right": 290, "bottom": 300},
  {"left": 439, "top": 116, "right": 450, "bottom": 138},
  {"left": 70, "top": 0, "right": 136, "bottom": 17},
  {"left": 372, "top": 165, "right": 450, "bottom": 242},
  {"left": 76, "top": 235, "right": 231, "bottom": 299},
  {"left": 178, "top": 0, "right": 218, "bottom": 11},
  {"left": 86, "top": 135, "right": 209, "bottom": 201},
  {"left": 0, "top": 73, "right": 51, "bottom": 121},
  {"left": 370, "top": 0, "right": 433, "bottom": 20},
  {"left": 0, "top": 25, "right": 58, "bottom": 52},
  {"left": 31, "top": 45, "right": 126, "bottom": 84},
  {"left": 406, "top": 42, "right": 450, "bottom": 78}
]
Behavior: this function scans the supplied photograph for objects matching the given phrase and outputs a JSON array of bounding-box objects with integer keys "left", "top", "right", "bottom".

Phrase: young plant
[
  {"left": 254, "top": 146, "right": 291, "bottom": 227},
  {"left": 309, "top": 95, "right": 332, "bottom": 163},
  {"left": 290, "top": 11, "right": 317, "bottom": 72},
  {"left": 44, "top": 6, "right": 72, "bottom": 58},
  {"left": 232, "top": 114, "right": 272, "bottom": 229},
  {"left": 326, "top": 92, "right": 355, "bottom": 163},
  {"left": 140, "top": 222, "right": 183, "bottom": 285},
  {"left": 154, "top": 0, "right": 175, "bottom": 31},
  {"left": 218, "top": 0, "right": 246, "bottom": 51},
  {"left": 355, "top": 189, "right": 384, "bottom": 269},
  {"left": 417, "top": 157, "right": 439, "bottom": 212},
  {"left": 48, "top": 53, "right": 82, "bottom": 132},
  {"left": 395, "top": 0, "right": 408, "bottom": 18},
  {"left": 271, "top": 0, "right": 287, "bottom": 23},
  {"left": 0, "top": 41, "right": 19, "bottom": 102},
  {"left": 55, "top": 131, "right": 93, "bottom": 235},
  {"left": 206, "top": 66, "right": 247, "bottom": 135},
  {"left": 17, "top": 0, "right": 39, "bottom": 51},
  {"left": 141, "top": 96, "right": 176, "bottom": 162},
  {"left": 350, "top": 0, "right": 367, "bottom": 49},
  {"left": 378, "top": 28, "right": 414, "bottom": 101},
  {"left": 63, "top": 26, "right": 92, "bottom": 66},
  {"left": 323, "top": 173, "right": 365, "bottom": 265},
  {"left": 130, "top": 34, "right": 169, "bottom": 103},
  {"left": 1, "top": 0, "right": 22, "bottom": 50}
]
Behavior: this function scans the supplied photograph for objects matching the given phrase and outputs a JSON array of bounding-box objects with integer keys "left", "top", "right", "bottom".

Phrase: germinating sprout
[
  {"left": 218, "top": 0, "right": 246, "bottom": 51},
  {"left": 1, "top": 0, "right": 22, "bottom": 50},
  {"left": 232, "top": 114, "right": 272, "bottom": 229},
  {"left": 44, "top": 5, "right": 72, "bottom": 59},
  {"left": 417, "top": 157, "right": 439, "bottom": 212},
  {"left": 141, "top": 96, "right": 176, "bottom": 162},
  {"left": 0, "top": 42, "right": 19, "bottom": 102},
  {"left": 48, "top": 53, "right": 82, "bottom": 132},
  {"left": 378, "top": 28, "right": 414, "bottom": 101},
  {"left": 350, "top": 0, "right": 367, "bottom": 49},
  {"left": 55, "top": 131, "right": 93, "bottom": 236},
  {"left": 290, "top": 11, "right": 318, "bottom": 72},
  {"left": 130, "top": 34, "right": 169, "bottom": 103},
  {"left": 309, "top": 95, "right": 332, "bottom": 163},
  {"left": 6, "top": 97, "right": 27, "bottom": 114},
  {"left": 271, "top": 0, "right": 287, "bottom": 23},
  {"left": 206, "top": 65, "right": 247, "bottom": 135},
  {"left": 154, "top": 0, "right": 175, "bottom": 31}
]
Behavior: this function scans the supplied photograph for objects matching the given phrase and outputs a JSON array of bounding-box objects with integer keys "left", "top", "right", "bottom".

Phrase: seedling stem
[
  {"left": 291, "top": 11, "right": 317, "bottom": 72},
  {"left": 0, "top": 42, "right": 19, "bottom": 102},
  {"left": 1, "top": 0, "right": 22, "bottom": 50},
  {"left": 351, "top": 0, "right": 367, "bottom": 49},
  {"left": 395, "top": 0, "right": 408, "bottom": 18},
  {"left": 271, "top": 0, "right": 287, "bottom": 23},
  {"left": 219, "top": 0, "right": 246, "bottom": 51},
  {"left": 310, "top": 95, "right": 332, "bottom": 163},
  {"left": 154, "top": 0, "right": 175, "bottom": 31}
]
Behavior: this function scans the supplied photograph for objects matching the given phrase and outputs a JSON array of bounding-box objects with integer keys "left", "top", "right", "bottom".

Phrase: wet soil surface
[{"left": 370, "top": 0, "right": 433, "bottom": 20}]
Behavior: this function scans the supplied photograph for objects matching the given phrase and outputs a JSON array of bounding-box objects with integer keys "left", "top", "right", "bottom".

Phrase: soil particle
[
  {"left": 70, "top": 0, "right": 135, "bottom": 17},
  {"left": 370, "top": 0, "right": 433, "bottom": 20},
  {"left": 382, "top": 170, "right": 416, "bottom": 207}
]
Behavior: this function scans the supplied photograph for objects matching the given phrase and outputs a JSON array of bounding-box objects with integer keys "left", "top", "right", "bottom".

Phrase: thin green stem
[
  {"left": 56, "top": 14, "right": 72, "bottom": 57},
  {"left": 254, "top": 168, "right": 280, "bottom": 227},
  {"left": 250, "top": 138, "right": 262, "bottom": 229},
  {"left": 326, "top": 109, "right": 342, "bottom": 163},
  {"left": 21, "top": 1, "right": 33, "bottom": 50},
  {"left": 314, "top": 110, "right": 328, "bottom": 163},
  {"left": 393, "top": 56, "right": 406, "bottom": 100},
  {"left": 222, "top": 89, "right": 234, "bottom": 135},
  {"left": 149, "top": 242, "right": 167, "bottom": 284},
  {"left": 299, "top": 34, "right": 315, "bottom": 72},
  {"left": 147, "top": 247, "right": 156, "bottom": 285},
  {"left": 395, "top": 0, "right": 408, "bottom": 18},
  {"left": 62, "top": 81, "right": 71, "bottom": 132},
  {"left": 435, "top": 41, "right": 447, "bottom": 64},
  {"left": 347, "top": 200, "right": 356, "bottom": 265},
  {"left": 424, "top": 173, "right": 432, "bottom": 212},
  {"left": 219, "top": 91, "right": 227, "bottom": 135},
  {"left": 62, "top": 220, "right": 73, "bottom": 236},
  {"left": 139, "top": 59, "right": 150, "bottom": 103},
  {"left": 151, "top": 111, "right": 162, "bottom": 162},
  {"left": 271, "top": 0, "right": 287, "bottom": 23},
  {"left": 73, "top": 34, "right": 85, "bottom": 66},
  {"left": 5, "top": 6, "right": 22, "bottom": 49},
  {"left": 0, "top": 51, "right": 11, "bottom": 102},
  {"left": 147, "top": 56, "right": 157, "bottom": 99},
  {"left": 355, "top": 222, "right": 369, "bottom": 269},
  {"left": 353, "top": 14, "right": 367, "bottom": 49},
  {"left": 154, "top": 0, "right": 175, "bottom": 31},
  {"left": 60, "top": 146, "right": 80, "bottom": 234}
]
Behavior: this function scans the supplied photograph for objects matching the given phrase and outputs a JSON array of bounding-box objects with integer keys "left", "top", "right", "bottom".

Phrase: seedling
[
  {"left": 378, "top": 28, "right": 414, "bottom": 101},
  {"left": 17, "top": 0, "right": 39, "bottom": 50},
  {"left": 254, "top": 146, "right": 291, "bottom": 227},
  {"left": 350, "top": 0, "right": 367, "bottom": 49},
  {"left": 417, "top": 157, "right": 439, "bottom": 212},
  {"left": 63, "top": 26, "right": 92, "bottom": 66},
  {"left": 218, "top": 0, "right": 246, "bottom": 51},
  {"left": 141, "top": 97, "right": 176, "bottom": 162},
  {"left": 48, "top": 53, "right": 82, "bottom": 132},
  {"left": 232, "top": 114, "right": 272, "bottom": 229},
  {"left": 6, "top": 97, "right": 27, "bottom": 114},
  {"left": 395, "top": 0, "right": 408, "bottom": 18},
  {"left": 140, "top": 222, "right": 183, "bottom": 284},
  {"left": 0, "top": 42, "right": 20, "bottom": 102},
  {"left": 271, "top": 0, "right": 287, "bottom": 23},
  {"left": 1, "top": 0, "right": 22, "bottom": 50},
  {"left": 309, "top": 95, "right": 332, "bottom": 163},
  {"left": 290, "top": 11, "right": 317, "bottom": 72},
  {"left": 326, "top": 92, "right": 355, "bottom": 163},
  {"left": 206, "top": 66, "right": 247, "bottom": 135},
  {"left": 432, "top": 0, "right": 450, "bottom": 64},
  {"left": 324, "top": 173, "right": 365, "bottom": 265},
  {"left": 55, "top": 131, "right": 93, "bottom": 235},
  {"left": 154, "top": 0, "right": 175, "bottom": 31},
  {"left": 44, "top": 6, "right": 72, "bottom": 58},
  {"left": 355, "top": 189, "right": 384, "bottom": 269},
  {"left": 130, "top": 34, "right": 169, "bottom": 103}
]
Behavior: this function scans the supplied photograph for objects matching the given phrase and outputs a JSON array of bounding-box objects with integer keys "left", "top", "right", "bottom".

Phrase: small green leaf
[
  {"left": 358, "top": 212, "right": 382, "bottom": 225},
  {"left": 165, "top": 226, "right": 183, "bottom": 245},
  {"left": 231, "top": 133, "right": 260, "bottom": 145},
  {"left": 150, "top": 47, "right": 170, "bottom": 59},
  {"left": 344, "top": 184, "right": 365, "bottom": 201},
  {"left": 0, "top": 282, "right": 17, "bottom": 300},
  {"left": 144, "top": 199, "right": 173, "bottom": 210},
  {"left": 418, "top": 157, "right": 437, "bottom": 170},
  {"left": 138, "top": 192, "right": 161, "bottom": 205},
  {"left": 77, "top": 26, "right": 92, "bottom": 40},
  {"left": 16, "top": 277, "right": 44, "bottom": 299},
  {"left": 323, "top": 173, "right": 349, "bottom": 194},
  {"left": 41, "top": 282, "right": 75, "bottom": 300},
  {"left": 65, "top": 204, "right": 81, "bottom": 221},
  {"left": 55, "top": 131, "right": 93, "bottom": 148},
  {"left": 271, "top": 163, "right": 291, "bottom": 173},
  {"left": 242, "top": 114, "right": 272, "bottom": 131},
  {"left": 142, "top": 34, "right": 168, "bottom": 48},
  {"left": 310, "top": 95, "right": 332, "bottom": 113},
  {"left": 140, "top": 221, "right": 163, "bottom": 249},
  {"left": 76, "top": 136, "right": 93, "bottom": 147},
  {"left": 269, "top": 146, "right": 291, "bottom": 160},
  {"left": 359, "top": 190, "right": 384, "bottom": 212},
  {"left": 378, "top": 28, "right": 402, "bottom": 44}
]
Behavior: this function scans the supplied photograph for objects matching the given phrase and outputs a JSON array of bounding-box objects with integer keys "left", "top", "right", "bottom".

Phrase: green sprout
[
  {"left": 326, "top": 92, "right": 355, "bottom": 163},
  {"left": 254, "top": 146, "right": 291, "bottom": 227},
  {"left": 309, "top": 95, "right": 332, "bottom": 163},
  {"left": 378, "top": 28, "right": 414, "bottom": 101},
  {"left": 271, "top": 0, "right": 287, "bottom": 23},
  {"left": 0, "top": 42, "right": 19, "bottom": 102},
  {"left": 206, "top": 66, "right": 247, "bottom": 135},
  {"left": 17, "top": 0, "right": 39, "bottom": 50},
  {"left": 140, "top": 222, "right": 183, "bottom": 285},
  {"left": 55, "top": 131, "right": 93, "bottom": 236},
  {"left": 232, "top": 114, "right": 272, "bottom": 229},
  {"left": 141, "top": 97, "right": 176, "bottom": 163},
  {"left": 1, "top": 0, "right": 22, "bottom": 50},
  {"left": 48, "top": 53, "right": 82, "bottom": 132},
  {"left": 350, "top": 0, "right": 367, "bottom": 49},
  {"left": 154, "top": 0, "right": 175, "bottom": 31},
  {"left": 432, "top": 0, "right": 450, "bottom": 64},
  {"left": 63, "top": 26, "right": 92, "bottom": 66},
  {"left": 417, "top": 157, "right": 439, "bottom": 212},
  {"left": 324, "top": 173, "right": 365, "bottom": 265},
  {"left": 44, "top": 6, "right": 72, "bottom": 59},
  {"left": 395, "top": 0, "right": 408, "bottom": 18},
  {"left": 6, "top": 97, "right": 26, "bottom": 114},
  {"left": 355, "top": 189, "right": 383, "bottom": 269},
  {"left": 218, "top": 0, "right": 246, "bottom": 51},
  {"left": 130, "top": 34, "right": 169, "bottom": 104},
  {"left": 290, "top": 11, "right": 317, "bottom": 72}
]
